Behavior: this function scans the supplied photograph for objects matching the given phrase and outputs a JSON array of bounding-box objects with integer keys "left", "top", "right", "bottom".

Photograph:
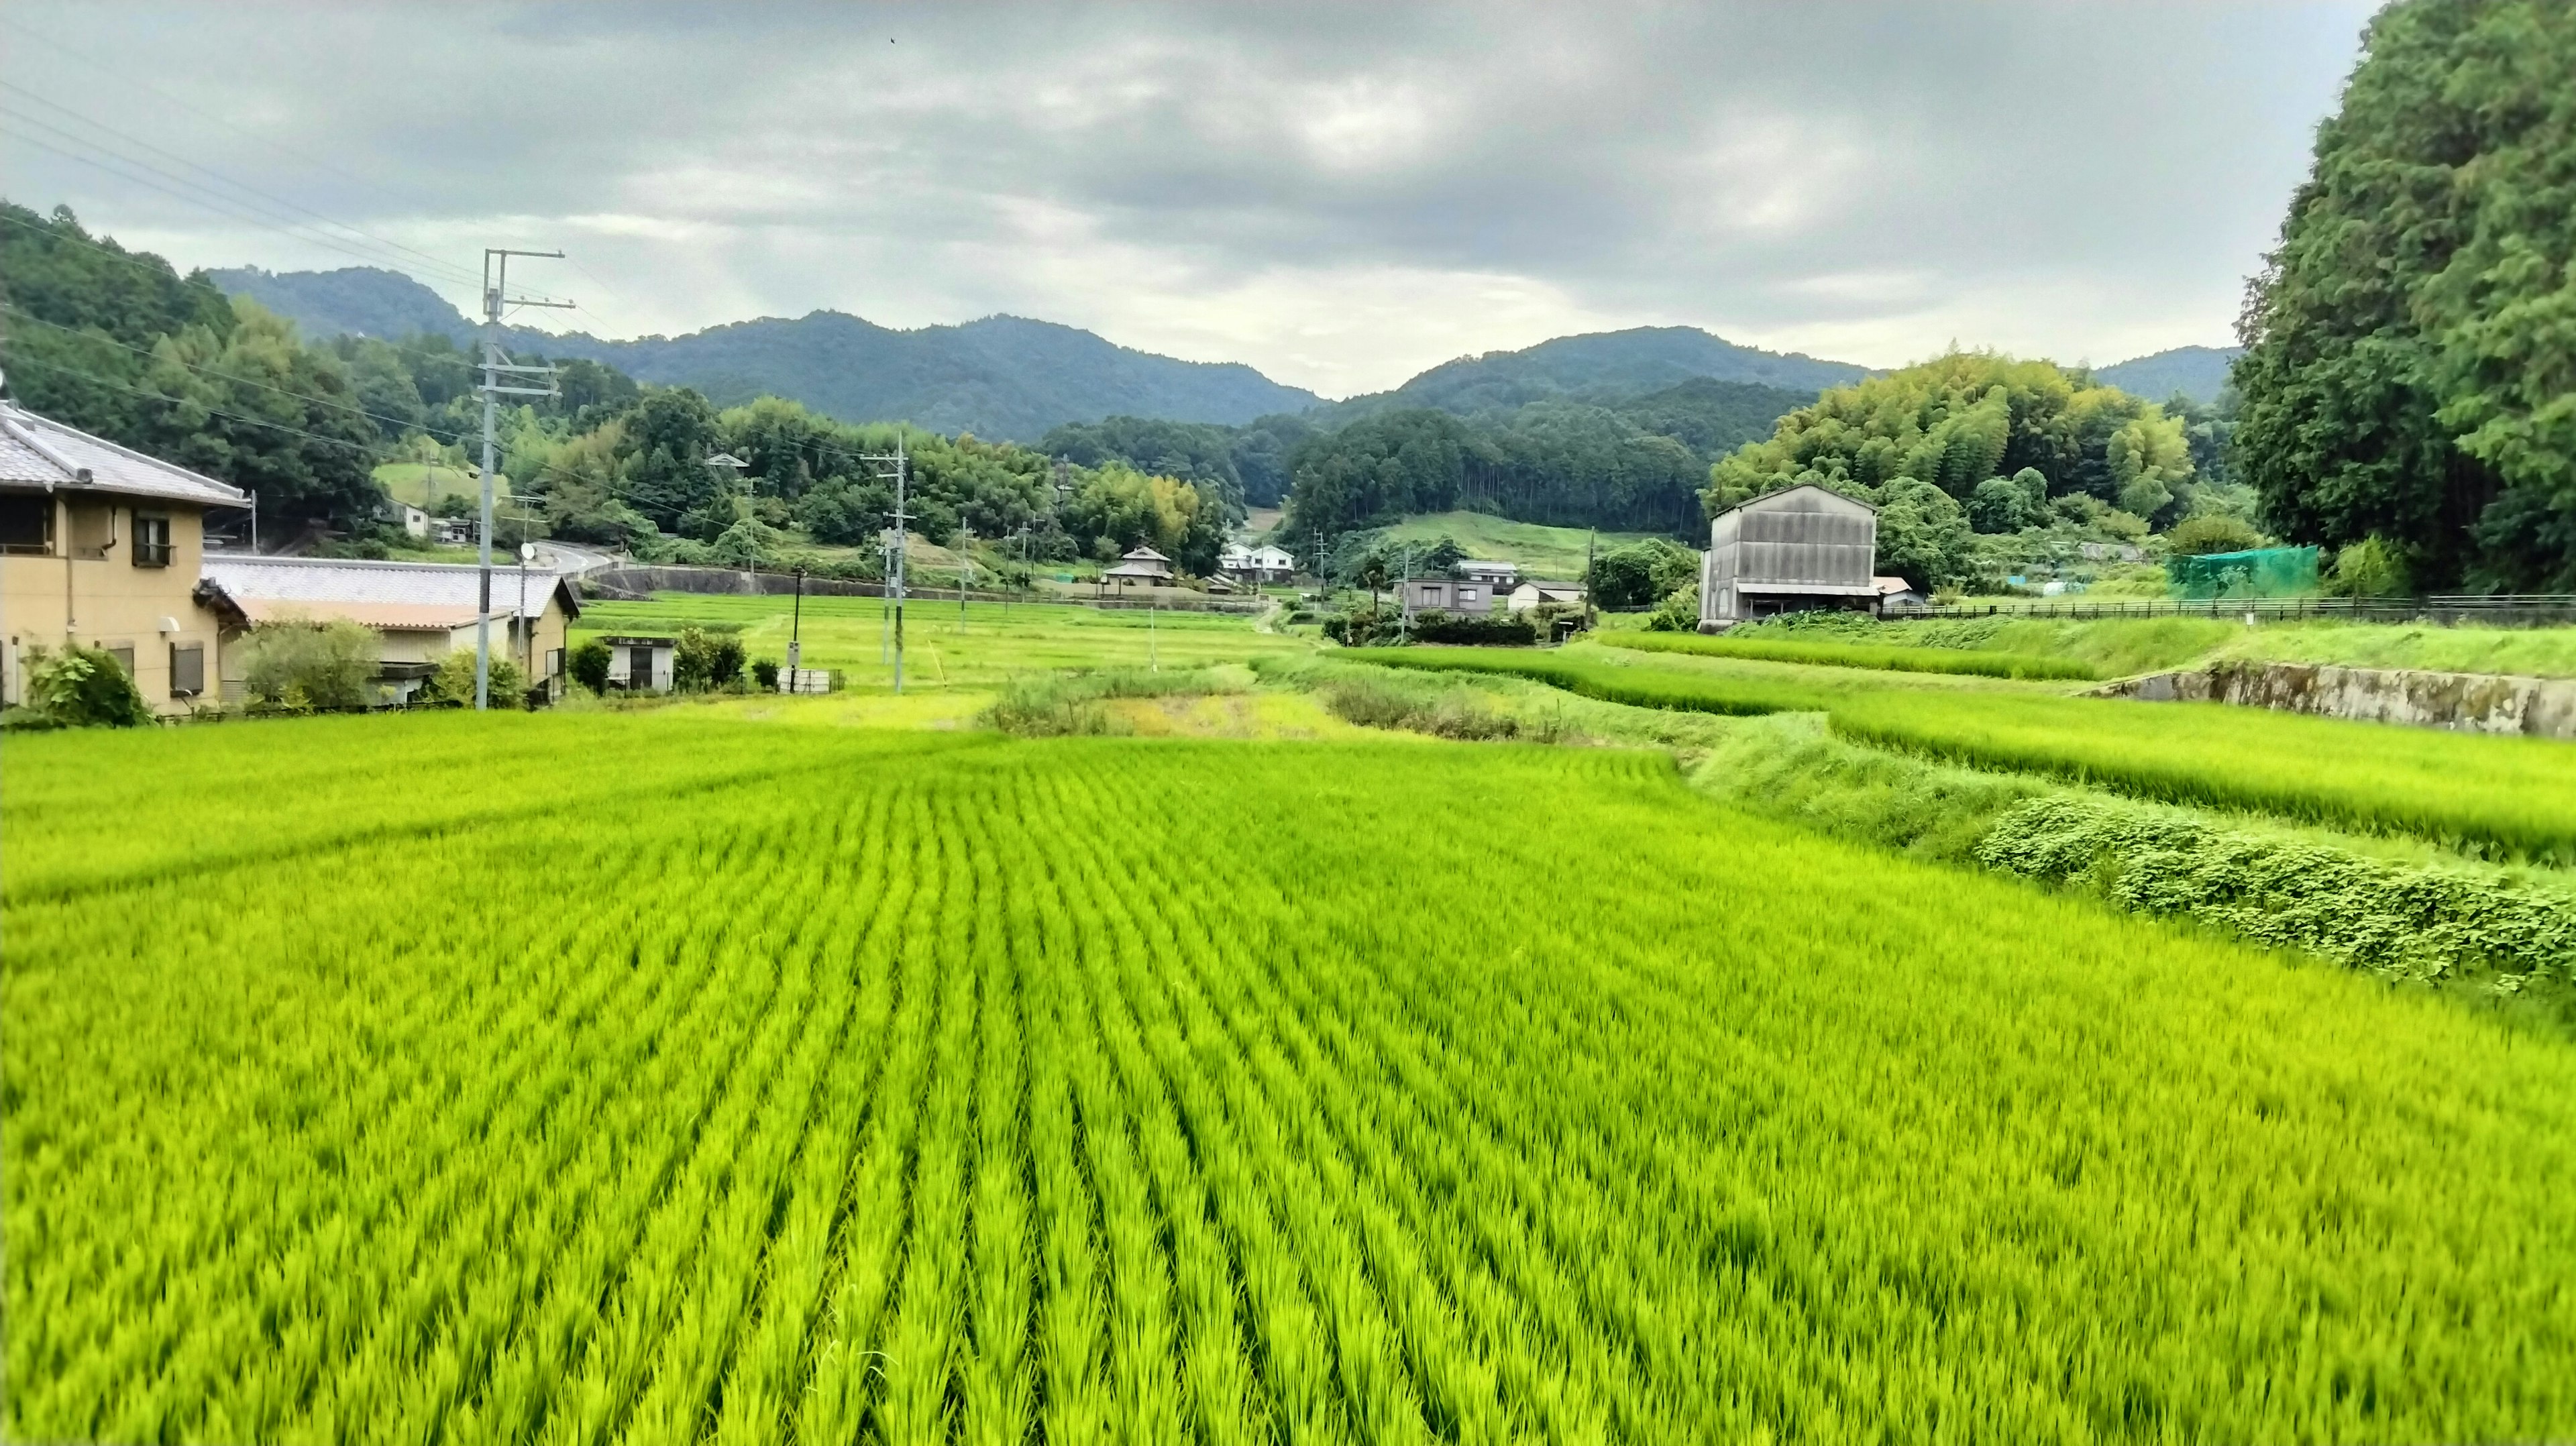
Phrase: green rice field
[
  {"left": 1599, "top": 629, "right": 2102, "bottom": 680},
  {"left": 576, "top": 594, "right": 1303, "bottom": 691},
  {"left": 9, "top": 712, "right": 2576, "bottom": 1442},
  {"left": 1349, "top": 647, "right": 2576, "bottom": 860}
]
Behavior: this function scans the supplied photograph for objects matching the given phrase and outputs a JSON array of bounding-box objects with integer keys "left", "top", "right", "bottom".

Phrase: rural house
[
  {"left": 198, "top": 555, "right": 580, "bottom": 703},
  {"left": 1506, "top": 580, "right": 1587, "bottom": 614},
  {"left": 1102, "top": 544, "right": 1176, "bottom": 589},
  {"left": 1699, "top": 484, "right": 1882, "bottom": 630},
  {"left": 0, "top": 397, "right": 247, "bottom": 714},
  {"left": 1457, "top": 558, "right": 1518, "bottom": 589},
  {"left": 600, "top": 634, "right": 676, "bottom": 691},
  {"left": 1398, "top": 577, "right": 1496, "bottom": 616},
  {"left": 1219, "top": 543, "right": 1296, "bottom": 583}
]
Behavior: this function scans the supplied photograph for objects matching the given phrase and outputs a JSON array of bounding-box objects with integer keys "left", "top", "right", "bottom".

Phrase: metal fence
[{"left": 1885, "top": 595, "right": 2576, "bottom": 627}]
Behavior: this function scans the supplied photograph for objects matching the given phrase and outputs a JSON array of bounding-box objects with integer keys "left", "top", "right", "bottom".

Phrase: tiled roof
[
  {"left": 201, "top": 555, "right": 581, "bottom": 624},
  {"left": 0, "top": 401, "right": 251, "bottom": 508}
]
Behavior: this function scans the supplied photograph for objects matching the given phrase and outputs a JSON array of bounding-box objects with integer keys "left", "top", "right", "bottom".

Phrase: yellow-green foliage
[
  {"left": 9, "top": 715, "right": 2576, "bottom": 1440},
  {"left": 1708, "top": 351, "right": 2194, "bottom": 518}
]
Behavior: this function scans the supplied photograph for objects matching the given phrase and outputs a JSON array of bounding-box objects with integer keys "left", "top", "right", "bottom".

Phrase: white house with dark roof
[
  {"left": 0, "top": 396, "right": 250, "bottom": 714},
  {"left": 198, "top": 555, "right": 581, "bottom": 703}
]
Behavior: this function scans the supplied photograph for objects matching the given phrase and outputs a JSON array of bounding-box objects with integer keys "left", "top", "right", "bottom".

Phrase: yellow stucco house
[
  {"left": 1, "top": 398, "right": 248, "bottom": 715},
  {"left": 197, "top": 555, "right": 580, "bottom": 704}
]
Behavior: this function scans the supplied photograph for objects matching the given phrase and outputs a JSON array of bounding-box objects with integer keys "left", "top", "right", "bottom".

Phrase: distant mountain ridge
[
  {"left": 2096, "top": 345, "right": 2241, "bottom": 406},
  {"left": 1334, "top": 325, "right": 1869, "bottom": 419},
  {"left": 205, "top": 265, "right": 1878, "bottom": 442},
  {"left": 204, "top": 266, "right": 1321, "bottom": 441}
]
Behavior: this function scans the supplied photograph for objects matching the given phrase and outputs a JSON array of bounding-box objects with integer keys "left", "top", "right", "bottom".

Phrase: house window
[
  {"left": 0, "top": 494, "right": 49, "bottom": 554},
  {"left": 106, "top": 644, "right": 136, "bottom": 677},
  {"left": 133, "top": 514, "right": 173, "bottom": 567},
  {"left": 170, "top": 641, "right": 205, "bottom": 697}
]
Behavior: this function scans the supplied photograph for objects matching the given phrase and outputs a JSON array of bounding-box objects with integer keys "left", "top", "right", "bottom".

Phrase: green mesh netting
[{"left": 2164, "top": 545, "right": 2321, "bottom": 600}]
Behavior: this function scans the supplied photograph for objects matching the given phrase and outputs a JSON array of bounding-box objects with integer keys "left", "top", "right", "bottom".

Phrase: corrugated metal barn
[{"left": 1699, "top": 484, "right": 1881, "bottom": 630}]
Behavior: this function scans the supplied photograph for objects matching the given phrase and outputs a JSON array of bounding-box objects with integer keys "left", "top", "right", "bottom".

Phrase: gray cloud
[{"left": 1, "top": 2, "right": 2375, "bottom": 396}]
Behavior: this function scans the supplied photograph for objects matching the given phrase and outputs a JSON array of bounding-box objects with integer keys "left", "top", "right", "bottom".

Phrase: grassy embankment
[
  {"left": 10, "top": 712, "right": 2576, "bottom": 1440},
  {"left": 1371, "top": 511, "right": 1660, "bottom": 579},
  {"left": 1346, "top": 645, "right": 2576, "bottom": 863},
  {"left": 1717, "top": 611, "right": 2576, "bottom": 679}
]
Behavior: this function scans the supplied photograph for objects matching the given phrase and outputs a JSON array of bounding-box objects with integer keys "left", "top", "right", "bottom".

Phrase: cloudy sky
[{"left": 2, "top": 3, "right": 2377, "bottom": 398}]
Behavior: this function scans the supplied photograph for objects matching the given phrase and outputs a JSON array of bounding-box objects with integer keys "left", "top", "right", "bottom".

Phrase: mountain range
[
  {"left": 2095, "top": 345, "right": 2241, "bottom": 406},
  {"left": 207, "top": 263, "right": 2235, "bottom": 437}
]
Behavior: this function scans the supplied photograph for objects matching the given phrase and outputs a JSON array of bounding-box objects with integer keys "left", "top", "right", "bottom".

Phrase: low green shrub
[
  {"left": 1980, "top": 795, "right": 2576, "bottom": 1003},
  {"left": 21, "top": 645, "right": 152, "bottom": 728}
]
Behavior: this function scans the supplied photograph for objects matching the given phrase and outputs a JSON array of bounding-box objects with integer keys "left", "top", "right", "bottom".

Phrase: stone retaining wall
[{"left": 2104, "top": 660, "right": 2576, "bottom": 739}]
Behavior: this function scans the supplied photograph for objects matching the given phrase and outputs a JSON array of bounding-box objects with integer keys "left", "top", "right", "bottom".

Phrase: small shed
[
  {"left": 1102, "top": 545, "right": 1176, "bottom": 588},
  {"left": 601, "top": 635, "right": 676, "bottom": 692},
  {"left": 1699, "top": 484, "right": 1880, "bottom": 630},
  {"left": 1874, "top": 575, "right": 1927, "bottom": 612}
]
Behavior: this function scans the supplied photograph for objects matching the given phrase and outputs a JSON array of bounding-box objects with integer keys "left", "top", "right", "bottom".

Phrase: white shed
[
  {"left": 601, "top": 634, "right": 676, "bottom": 692},
  {"left": 1700, "top": 484, "right": 1881, "bottom": 630}
]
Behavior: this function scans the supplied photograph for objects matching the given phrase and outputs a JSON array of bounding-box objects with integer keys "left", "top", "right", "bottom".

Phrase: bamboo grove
[{"left": 8, "top": 714, "right": 2576, "bottom": 1443}]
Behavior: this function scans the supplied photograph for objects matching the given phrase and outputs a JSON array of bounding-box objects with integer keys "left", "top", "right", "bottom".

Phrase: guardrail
[{"left": 1885, "top": 595, "right": 2576, "bottom": 626}]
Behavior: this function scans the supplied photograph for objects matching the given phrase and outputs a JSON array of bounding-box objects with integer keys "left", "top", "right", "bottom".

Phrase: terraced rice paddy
[
  {"left": 1598, "top": 629, "right": 2102, "bottom": 680},
  {"left": 1351, "top": 647, "right": 2576, "bottom": 860},
  {"left": 9, "top": 713, "right": 2576, "bottom": 1442}
]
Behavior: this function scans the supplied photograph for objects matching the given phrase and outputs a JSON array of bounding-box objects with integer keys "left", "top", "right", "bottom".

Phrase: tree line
[{"left": 0, "top": 201, "right": 1231, "bottom": 576}]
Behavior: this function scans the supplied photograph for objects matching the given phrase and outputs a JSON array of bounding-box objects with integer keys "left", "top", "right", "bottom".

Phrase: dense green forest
[
  {"left": 2233, "top": 0, "right": 2576, "bottom": 592},
  {"left": 1703, "top": 353, "right": 2255, "bottom": 589},
  {"left": 1269, "top": 378, "right": 1814, "bottom": 541},
  {"left": 0, "top": 201, "right": 1229, "bottom": 573}
]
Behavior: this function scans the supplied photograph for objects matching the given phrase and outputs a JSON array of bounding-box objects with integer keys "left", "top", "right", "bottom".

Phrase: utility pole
[
  {"left": 957, "top": 532, "right": 972, "bottom": 634},
  {"left": 475, "top": 247, "right": 571, "bottom": 710},
  {"left": 1399, "top": 543, "right": 1414, "bottom": 643},
  {"left": 1585, "top": 526, "right": 1598, "bottom": 634},
  {"left": 857, "top": 433, "right": 912, "bottom": 693}
]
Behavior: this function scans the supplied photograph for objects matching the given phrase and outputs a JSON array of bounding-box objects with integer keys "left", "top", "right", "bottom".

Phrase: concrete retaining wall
[{"left": 2104, "top": 660, "right": 2576, "bottom": 739}]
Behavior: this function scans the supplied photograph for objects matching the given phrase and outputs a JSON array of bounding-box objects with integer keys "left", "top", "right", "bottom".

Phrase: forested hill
[
  {"left": 2096, "top": 345, "right": 2241, "bottom": 406},
  {"left": 1334, "top": 325, "right": 1868, "bottom": 419},
  {"left": 201, "top": 265, "right": 1321, "bottom": 441}
]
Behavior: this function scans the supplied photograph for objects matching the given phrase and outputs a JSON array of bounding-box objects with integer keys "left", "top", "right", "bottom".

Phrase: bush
[
  {"left": 1409, "top": 610, "right": 1538, "bottom": 646},
  {"left": 24, "top": 644, "right": 153, "bottom": 727},
  {"left": 672, "top": 625, "right": 747, "bottom": 691},
  {"left": 2165, "top": 514, "right": 2265, "bottom": 557},
  {"left": 1587, "top": 539, "right": 1699, "bottom": 610},
  {"left": 979, "top": 677, "right": 1118, "bottom": 736},
  {"left": 421, "top": 649, "right": 527, "bottom": 707},
  {"left": 568, "top": 639, "right": 612, "bottom": 693},
  {"left": 241, "top": 620, "right": 380, "bottom": 710},
  {"left": 752, "top": 659, "right": 780, "bottom": 691},
  {"left": 2326, "top": 535, "right": 2412, "bottom": 598},
  {"left": 1644, "top": 583, "right": 1701, "bottom": 632}
]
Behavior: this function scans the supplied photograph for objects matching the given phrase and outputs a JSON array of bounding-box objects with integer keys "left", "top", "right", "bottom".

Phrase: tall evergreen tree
[{"left": 2234, "top": 0, "right": 2576, "bottom": 590}]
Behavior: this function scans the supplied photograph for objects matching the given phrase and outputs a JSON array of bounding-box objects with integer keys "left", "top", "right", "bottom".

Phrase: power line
[
  {"left": 0, "top": 118, "right": 487, "bottom": 287},
  {"left": 0, "top": 13, "right": 466, "bottom": 235},
  {"left": 0, "top": 80, "right": 485, "bottom": 289}
]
